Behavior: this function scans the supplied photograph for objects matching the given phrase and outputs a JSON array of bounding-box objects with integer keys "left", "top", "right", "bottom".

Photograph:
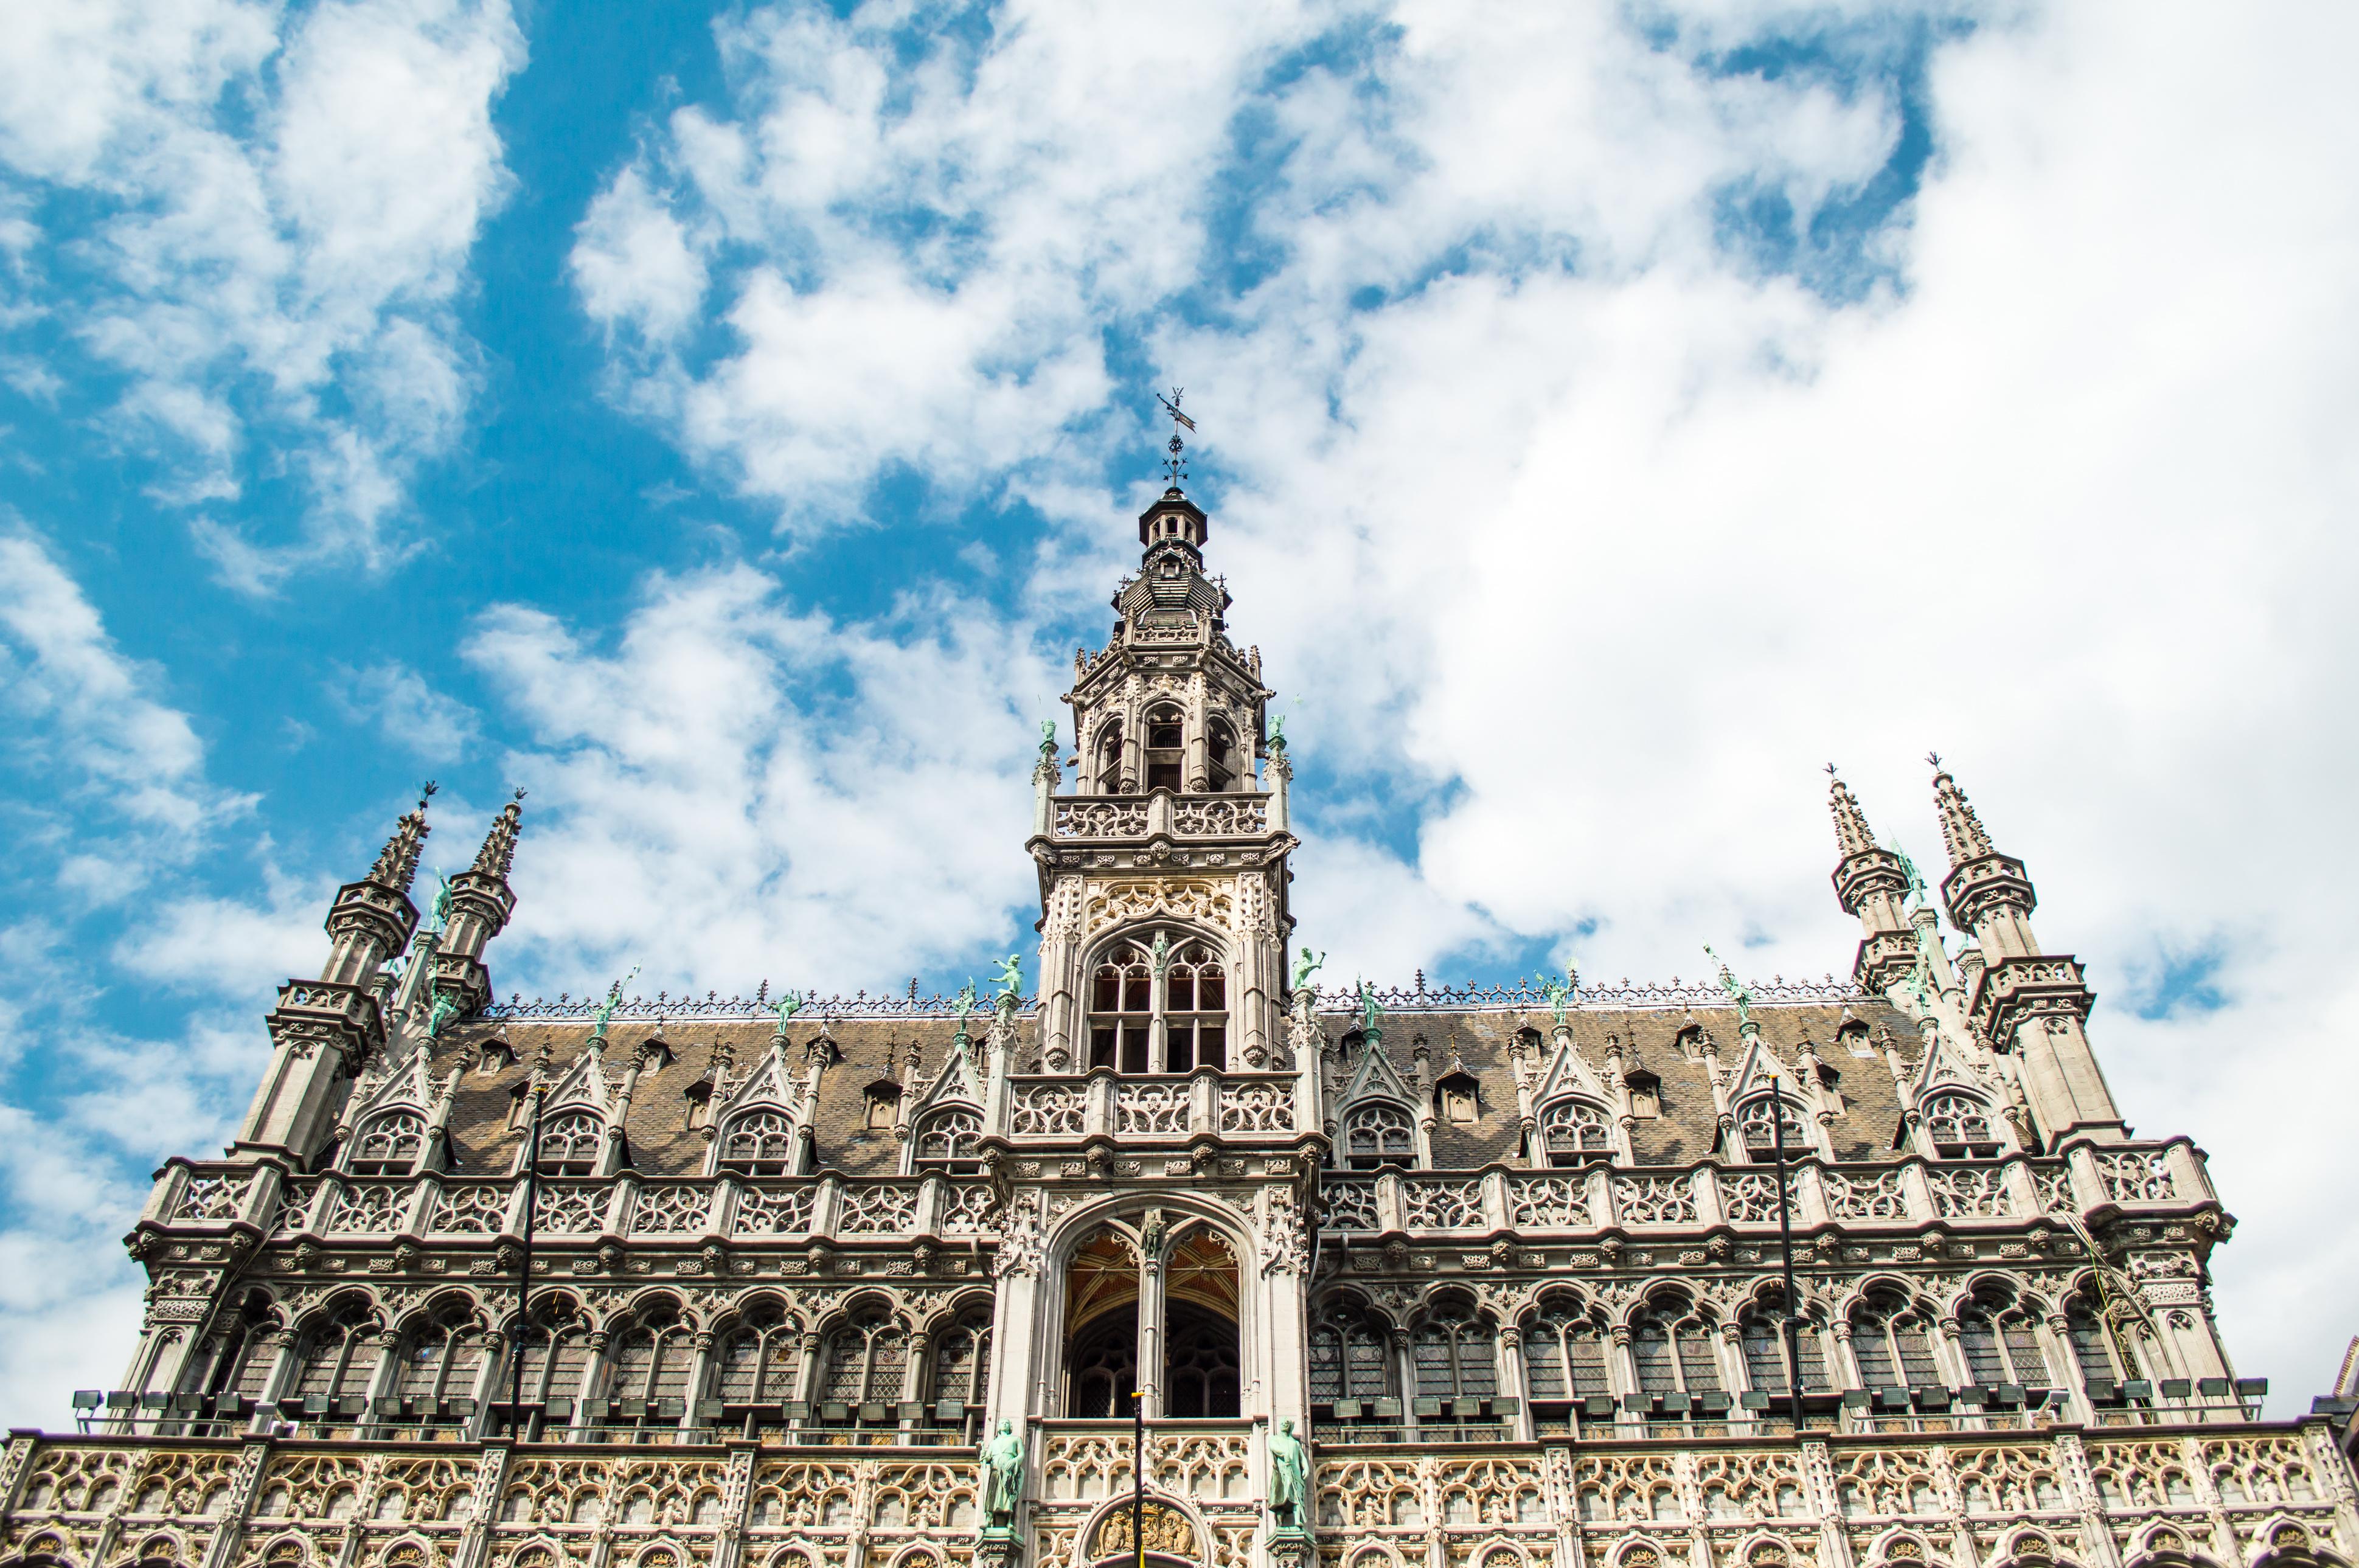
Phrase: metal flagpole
[
  {"left": 1771, "top": 1099, "right": 1805, "bottom": 1434},
  {"left": 509, "top": 1083, "right": 546, "bottom": 1438},
  {"left": 1131, "top": 1386, "right": 1145, "bottom": 1568}
]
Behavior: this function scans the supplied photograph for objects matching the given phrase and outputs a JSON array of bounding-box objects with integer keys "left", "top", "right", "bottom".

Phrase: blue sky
[{"left": 3, "top": 0, "right": 2357, "bottom": 1421}]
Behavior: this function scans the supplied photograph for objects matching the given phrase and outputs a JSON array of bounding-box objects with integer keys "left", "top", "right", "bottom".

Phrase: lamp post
[
  {"left": 1771, "top": 1100, "right": 1805, "bottom": 1434},
  {"left": 508, "top": 1083, "right": 546, "bottom": 1438},
  {"left": 1131, "top": 1385, "right": 1145, "bottom": 1568}
]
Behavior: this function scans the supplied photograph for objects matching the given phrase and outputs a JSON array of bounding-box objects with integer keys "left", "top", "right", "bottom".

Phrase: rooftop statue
[
  {"left": 1703, "top": 945, "right": 1754, "bottom": 1030},
  {"left": 1292, "top": 946, "right": 1325, "bottom": 992},
  {"left": 1891, "top": 838, "right": 1928, "bottom": 906}
]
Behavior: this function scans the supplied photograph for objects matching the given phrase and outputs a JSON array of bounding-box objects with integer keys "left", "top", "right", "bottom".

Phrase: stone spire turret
[
  {"left": 431, "top": 793, "right": 526, "bottom": 1028},
  {"left": 232, "top": 789, "right": 437, "bottom": 1161},
  {"left": 1826, "top": 769, "right": 1915, "bottom": 992},
  {"left": 1926, "top": 755, "right": 2122, "bottom": 1145}
]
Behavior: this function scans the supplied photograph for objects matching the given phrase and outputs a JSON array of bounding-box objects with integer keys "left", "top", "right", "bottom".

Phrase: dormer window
[
  {"left": 915, "top": 1109, "right": 984, "bottom": 1173},
  {"left": 1626, "top": 1069, "right": 1662, "bottom": 1119},
  {"left": 1088, "top": 935, "right": 1226, "bottom": 1073},
  {"left": 1541, "top": 1099, "right": 1610, "bottom": 1164},
  {"left": 348, "top": 1110, "right": 425, "bottom": 1176},
  {"left": 1342, "top": 1101, "right": 1416, "bottom": 1170},
  {"left": 533, "top": 1109, "right": 604, "bottom": 1177},
  {"left": 1435, "top": 1071, "right": 1479, "bottom": 1125},
  {"left": 1920, "top": 1090, "right": 2000, "bottom": 1157},
  {"left": 1738, "top": 1094, "right": 1804, "bottom": 1155},
  {"left": 863, "top": 1081, "right": 901, "bottom": 1130},
  {"left": 683, "top": 1081, "right": 714, "bottom": 1131},
  {"left": 720, "top": 1109, "right": 796, "bottom": 1176},
  {"left": 1144, "top": 705, "right": 1184, "bottom": 791},
  {"left": 1674, "top": 1025, "right": 1704, "bottom": 1062},
  {"left": 1838, "top": 1020, "right": 1876, "bottom": 1058},
  {"left": 479, "top": 1039, "right": 514, "bottom": 1073}
]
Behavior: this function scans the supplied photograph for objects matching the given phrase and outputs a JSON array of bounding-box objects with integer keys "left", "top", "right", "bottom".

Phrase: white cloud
[
  {"left": 570, "top": 0, "right": 2359, "bottom": 1409},
  {"left": 330, "top": 659, "right": 481, "bottom": 760},
  {"left": 464, "top": 563, "right": 1061, "bottom": 994},
  {"left": 0, "top": 0, "right": 526, "bottom": 586},
  {"left": 0, "top": 526, "right": 253, "bottom": 847}
]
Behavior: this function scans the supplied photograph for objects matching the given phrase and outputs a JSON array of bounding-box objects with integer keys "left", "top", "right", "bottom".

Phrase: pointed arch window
[
  {"left": 1094, "top": 720, "right": 1125, "bottom": 794},
  {"left": 1521, "top": 1296, "right": 1613, "bottom": 1407},
  {"left": 820, "top": 1306, "right": 909, "bottom": 1411},
  {"left": 1540, "top": 1098, "right": 1611, "bottom": 1165},
  {"left": 189, "top": 1292, "right": 279, "bottom": 1402},
  {"left": 534, "top": 1109, "right": 603, "bottom": 1177},
  {"left": 1342, "top": 1101, "right": 1416, "bottom": 1170},
  {"left": 714, "top": 1300, "right": 799, "bottom": 1405},
  {"left": 1738, "top": 1291, "right": 1830, "bottom": 1397},
  {"left": 1737, "top": 1094, "right": 1805, "bottom": 1156},
  {"left": 348, "top": 1111, "right": 426, "bottom": 1176},
  {"left": 2064, "top": 1293, "right": 2129, "bottom": 1390},
  {"left": 1920, "top": 1091, "right": 2000, "bottom": 1157},
  {"left": 915, "top": 1109, "right": 983, "bottom": 1173},
  {"left": 1849, "top": 1289, "right": 1940, "bottom": 1390},
  {"left": 510, "top": 1298, "right": 591, "bottom": 1406},
  {"left": 608, "top": 1300, "right": 695, "bottom": 1417},
  {"left": 1631, "top": 1294, "right": 1722, "bottom": 1400},
  {"left": 293, "top": 1299, "right": 381, "bottom": 1403},
  {"left": 719, "top": 1109, "right": 797, "bottom": 1176},
  {"left": 1958, "top": 1286, "right": 2056, "bottom": 1389},
  {"left": 929, "top": 1305, "right": 993, "bottom": 1410},
  {"left": 394, "top": 1300, "right": 484, "bottom": 1414},
  {"left": 1309, "top": 1299, "right": 1397, "bottom": 1408},
  {"left": 1088, "top": 934, "right": 1226, "bottom": 1073},
  {"left": 1144, "top": 704, "right": 1184, "bottom": 791},
  {"left": 1206, "top": 718, "right": 1237, "bottom": 791},
  {"left": 1411, "top": 1298, "right": 1497, "bottom": 1401}
]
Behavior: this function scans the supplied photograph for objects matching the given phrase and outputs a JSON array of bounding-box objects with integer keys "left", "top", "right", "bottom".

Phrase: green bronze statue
[
  {"left": 1889, "top": 838, "right": 1928, "bottom": 906},
  {"left": 1703, "top": 945, "right": 1754, "bottom": 1030},
  {"left": 1266, "top": 1417, "right": 1310, "bottom": 1532},
  {"left": 983, "top": 1418, "right": 1026, "bottom": 1528},
  {"left": 1292, "top": 946, "right": 1324, "bottom": 991}
]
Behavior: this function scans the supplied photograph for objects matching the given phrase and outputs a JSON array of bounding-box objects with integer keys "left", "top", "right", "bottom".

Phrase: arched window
[
  {"left": 1342, "top": 1102, "right": 1416, "bottom": 1170},
  {"left": 2064, "top": 1293, "right": 2124, "bottom": 1386},
  {"left": 1088, "top": 934, "right": 1227, "bottom": 1073},
  {"left": 1920, "top": 1091, "right": 2000, "bottom": 1157},
  {"left": 1143, "top": 704, "right": 1184, "bottom": 791},
  {"left": 1206, "top": 718, "right": 1237, "bottom": 792},
  {"left": 1165, "top": 1305, "right": 1242, "bottom": 1418},
  {"left": 1958, "top": 1286, "right": 2055, "bottom": 1389},
  {"left": 394, "top": 1300, "right": 484, "bottom": 1411},
  {"left": 863, "top": 1083, "right": 899, "bottom": 1130},
  {"left": 681, "top": 1082, "right": 713, "bottom": 1131},
  {"left": 1737, "top": 1095, "right": 1805, "bottom": 1156},
  {"left": 1630, "top": 1294, "right": 1722, "bottom": 1401},
  {"left": 189, "top": 1291, "right": 279, "bottom": 1401},
  {"left": 293, "top": 1298, "right": 381, "bottom": 1403},
  {"left": 1411, "top": 1298, "right": 1496, "bottom": 1401},
  {"left": 929, "top": 1305, "right": 993, "bottom": 1410},
  {"left": 1521, "top": 1296, "right": 1612, "bottom": 1407},
  {"left": 1095, "top": 720, "right": 1125, "bottom": 794},
  {"left": 1309, "top": 1299, "right": 1396, "bottom": 1407},
  {"left": 915, "top": 1109, "right": 983, "bottom": 1172},
  {"left": 1850, "top": 1289, "right": 1940, "bottom": 1390},
  {"left": 821, "top": 1306, "right": 909, "bottom": 1410},
  {"left": 1738, "top": 1291, "right": 1830, "bottom": 1397},
  {"left": 510, "top": 1298, "right": 591, "bottom": 1406},
  {"left": 348, "top": 1111, "right": 426, "bottom": 1176},
  {"left": 608, "top": 1301, "right": 694, "bottom": 1416},
  {"left": 720, "top": 1109, "right": 796, "bottom": 1176},
  {"left": 534, "top": 1109, "right": 603, "bottom": 1177},
  {"left": 714, "top": 1300, "right": 798, "bottom": 1404},
  {"left": 1540, "top": 1099, "right": 1611, "bottom": 1165}
]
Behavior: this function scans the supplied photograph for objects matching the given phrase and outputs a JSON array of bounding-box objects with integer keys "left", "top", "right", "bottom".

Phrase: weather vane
[{"left": 1156, "top": 387, "right": 1195, "bottom": 487}]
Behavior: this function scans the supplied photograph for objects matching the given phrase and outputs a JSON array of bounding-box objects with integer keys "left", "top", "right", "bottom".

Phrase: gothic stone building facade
[{"left": 4, "top": 485, "right": 2355, "bottom": 1568}]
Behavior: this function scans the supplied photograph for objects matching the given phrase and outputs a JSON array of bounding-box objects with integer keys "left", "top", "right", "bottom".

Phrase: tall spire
[
  {"left": 367, "top": 784, "right": 436, "bottom": 892},
  {"left": 1827, "top": 766, "right": 1877, "bottom": 858},
  {"left": 1826, "top": 766, "right": 1914, "bottom": 993},
  {"left": 1930, "top": 753, "right": 1996, "bottom": 863},
  {"left": 471, "top": 794, "right": 523, "bottom": 878}
]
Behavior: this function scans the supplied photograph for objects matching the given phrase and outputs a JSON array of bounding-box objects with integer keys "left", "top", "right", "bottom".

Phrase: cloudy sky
[{"left": 2, "top": 0, "right": 2355, "bottom": 1423}]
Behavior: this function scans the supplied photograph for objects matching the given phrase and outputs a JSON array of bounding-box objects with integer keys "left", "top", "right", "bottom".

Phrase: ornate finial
[
  {"left": 1827, "top": 768, "right": 1878, "bottom": 858},
  {"left": 471, "top": 795, "right": 524, "bottom": 879},
  {"left": 1037, "top": 719, "right": 1058, "bottom": 771},
  {"left": 368, "top": 796, "right": 434, "bottom": 892},
  {"left": 1930, "top": 756, "right": 1997, "bottom": 862},
  {"left": 1156, "top": 387, "right": 1195, "bottom": 488}
]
